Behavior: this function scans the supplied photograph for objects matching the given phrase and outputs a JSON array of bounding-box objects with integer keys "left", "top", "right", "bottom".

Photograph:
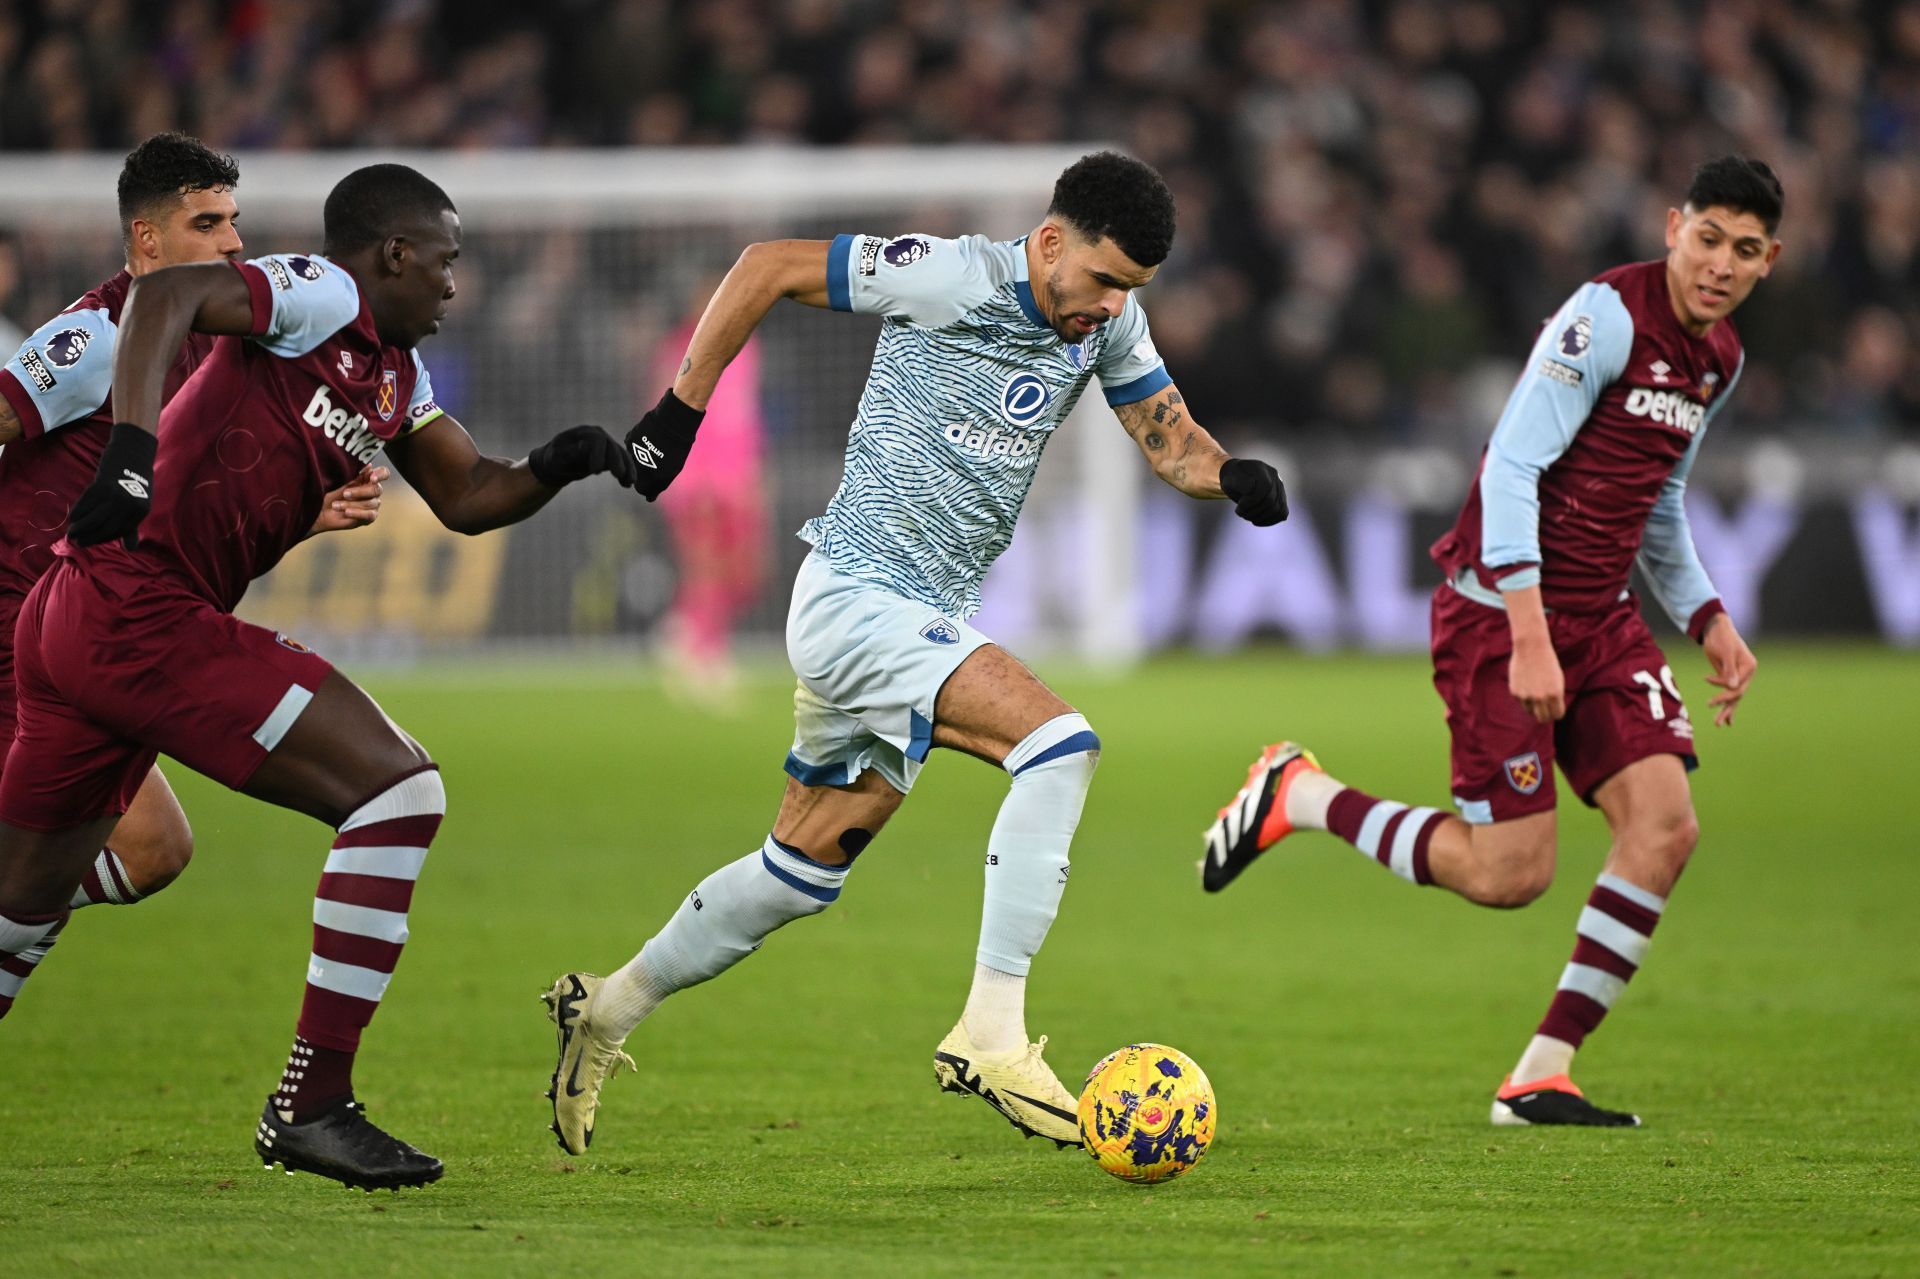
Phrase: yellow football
[{"left": 1077, "top": 1043, "right": 1216, "bottom": 1184}]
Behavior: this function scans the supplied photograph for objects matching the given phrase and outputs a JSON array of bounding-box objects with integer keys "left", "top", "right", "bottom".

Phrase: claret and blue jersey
[
  {"left": 1432, "top": 259, "right": 1745, "bottom": 639},
  {"left": 0, "top": 271, "right": 216, "bottom": 608},
  {"left": 804, "top": 232, "right": 1170, "bottom": 619},
  {"left": 75, "top": 252, "right": 444, "bottom": 612}
]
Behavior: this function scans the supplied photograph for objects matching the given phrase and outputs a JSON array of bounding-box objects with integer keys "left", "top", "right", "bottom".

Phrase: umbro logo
[
  {"left": 117, "top": 474, "right": 149, "bottom": 499},
  {"left": 1649, "top": 360, "right": 1671, "bottom": 384},
  {"left": 632, "top": 437, "right": 665, "bottom": 469}
]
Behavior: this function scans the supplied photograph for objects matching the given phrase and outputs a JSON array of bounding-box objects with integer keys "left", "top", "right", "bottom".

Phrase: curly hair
[
  {"left": 1686, "top": 156, "right": 1785, "bottom": 234},
  {"left": 323, "top": 163, "right": 457, "bottom": 256},
  {"left": 117, "top": 133, "right": 239, "bottom": 250},
  {"left": 1047, "top": 151, "right": 1176, "bottom": 267}
]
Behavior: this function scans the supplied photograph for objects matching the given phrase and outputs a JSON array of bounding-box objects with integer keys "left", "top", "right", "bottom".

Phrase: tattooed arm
[
  {"left": 1113, "top": 383, "right": 1231, "bottom": 497},
  {"left": 0, "top": 398, "right": 20, "bottom": 446}
]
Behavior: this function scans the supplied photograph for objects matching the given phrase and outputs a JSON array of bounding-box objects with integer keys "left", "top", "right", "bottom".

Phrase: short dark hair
[
  {"left": 1048, "top": 151, "right": 1176, "bottom": 267},
  {"left": 1685, "top": 156, "right": 1784, "bottom": 235},
  {"left": 323, "top": 164, "right": 457, "bottom": 256},
  {"left": 117, "top": 133, "right": 239, "bottom": 250}
]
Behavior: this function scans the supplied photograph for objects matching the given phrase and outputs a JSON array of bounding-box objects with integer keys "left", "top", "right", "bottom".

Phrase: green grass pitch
[{"left": 1, "top": 646, "right": 1915, "bottom": 1277}]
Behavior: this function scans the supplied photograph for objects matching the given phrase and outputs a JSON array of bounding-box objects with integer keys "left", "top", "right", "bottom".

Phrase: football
[{"left": 1077, "top": 1043, "right": 1217, "bottom": 1184}]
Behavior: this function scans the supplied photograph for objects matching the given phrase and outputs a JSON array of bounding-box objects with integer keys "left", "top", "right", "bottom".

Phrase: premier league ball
[{"left": 1077, "top": 1043, "right": 1216, "bottom": 1184}]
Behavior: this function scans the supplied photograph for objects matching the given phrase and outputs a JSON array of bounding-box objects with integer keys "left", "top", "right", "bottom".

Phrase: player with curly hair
[{"left": 543, "top": 151, "right": 1290, "bottom": 1154}]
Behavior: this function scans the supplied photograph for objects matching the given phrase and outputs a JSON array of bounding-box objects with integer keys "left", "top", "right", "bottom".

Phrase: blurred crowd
[{"left": 2, "top": 0, "right": 1919, "bottom": 442}]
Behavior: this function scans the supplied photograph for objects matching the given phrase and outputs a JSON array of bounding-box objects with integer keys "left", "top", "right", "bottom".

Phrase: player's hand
[
  {"left": 310, "top": 465, "right": 388, "bottom": 535},
  {"left": 1701, "top": 613, "right": 1757, "bottom": 727},
  {"left": 1509, "top": 637, "right": 1566, "bottom": 723},
  {"left": 624, "top": 389, "right": 704, "bottom": 502},
  {"left": 1219, "top": 458, "right": 1288, "bottom": 526},
  {"left": 528, "top": 425, "right": 640, "bottom": 490},
  {"left": 66, "top": 421, "right": 157, "bottom": 548}
]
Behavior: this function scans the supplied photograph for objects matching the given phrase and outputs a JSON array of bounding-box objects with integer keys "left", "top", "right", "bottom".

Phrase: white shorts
[{"left": 783, "top": 552, "right": 992, "bottom": 794}]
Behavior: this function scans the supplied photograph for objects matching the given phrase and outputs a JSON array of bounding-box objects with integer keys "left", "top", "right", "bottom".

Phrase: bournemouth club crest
[{"left": 1504, "top": 751, "right": 1543, "bottom": 795}]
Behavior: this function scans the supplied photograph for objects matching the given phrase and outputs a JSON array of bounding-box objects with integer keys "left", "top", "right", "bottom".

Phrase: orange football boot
[
  {"left": 1200, "top": 742, "right": 1322, "bottom": 893},
  {"left": 1491, "top": 1073, "right": 1640, "bottom": 1127}
]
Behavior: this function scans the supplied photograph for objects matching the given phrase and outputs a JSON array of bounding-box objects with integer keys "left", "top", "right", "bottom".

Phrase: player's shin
[
  {"left": 1512, "top": 871, "right": 1665, "bottom": 1083},
  {"left": 967, "top": 714, "right": 1100, "bottom": 1053},
  {"left": 0, "top": 908, "right": 67, "bottom": 1018},
  {"left": 274, "top": 767, "right": 445, "bottom": 1122},
  {"left": 595, "top": 834, "right": 851, "bottom": 1041}
]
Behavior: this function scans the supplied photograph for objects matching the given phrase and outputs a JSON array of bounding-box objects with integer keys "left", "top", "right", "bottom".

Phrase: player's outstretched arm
[
  {"left": 618, "top": 240, "right": 833, "bottom": 503},
  {"left": 65, "top": 263, "right": 256, "bottom": 546},
  {"left": 384, "top": 413, "right": 636, "bottom": 535},
  {"left": 1113, "top": 383, "right": 1287, "bottom": 525},
  {"left": 674, "top": 239, "right": 831, "bottom": 410}
]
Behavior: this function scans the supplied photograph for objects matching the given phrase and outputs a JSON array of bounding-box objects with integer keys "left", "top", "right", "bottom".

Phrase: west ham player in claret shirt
[
  {"left": 0, "top": 134, "right": 386, "bottom": 930},
  {"left": 1201, "top": 156, "right": 1782, "bottom": 1127},
  {"left": 0, "top": 164, "right": 642, "bottom": 1189}
]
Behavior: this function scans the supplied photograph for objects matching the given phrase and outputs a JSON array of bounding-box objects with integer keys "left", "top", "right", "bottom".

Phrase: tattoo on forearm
[
  {"left": 0, "top": 401, "right": 19, "bottom": 447},
  {"left": 1119, "top": 391, "right": 1217, "bottom": 492},
  {"left": 678, "top": 357, "right": 692, "bottom": 376}
]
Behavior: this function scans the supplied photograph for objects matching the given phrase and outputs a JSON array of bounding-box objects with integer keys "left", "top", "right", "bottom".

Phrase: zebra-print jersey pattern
[{"left": 801, "top": 240, "right": 1120, "bottom": 620}]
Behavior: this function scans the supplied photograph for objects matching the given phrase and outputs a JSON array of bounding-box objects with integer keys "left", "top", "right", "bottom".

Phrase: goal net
[{"left": 0, "top": 146, "right": 1144, "bottom": 666}]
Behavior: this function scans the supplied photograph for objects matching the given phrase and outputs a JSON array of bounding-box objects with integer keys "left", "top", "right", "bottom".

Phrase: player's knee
[
  {"left": 1503, "top": 860, "right": 1556, "bottom": 908},
  {"left": 1472, "top": 862, "right": 1553, "bottom": 909},
  {"left": 111, "top": 815, "right": 195, "bottom": 893},
  {"left": 1006, "top": 713, "right": 1100, "bottom": 785},
  {"left": 835, "top": 826, "right": 874, "bottom": 863},
  {"left": 1673, "top": 809, "right": 1701, "bottom": 858},
  {"left": 1463, "top": 831, "right": 1555, "bottom": 908},
  {"left": 140, "top": 824, "right": 194, "bottom": 892},
  {"left": 1643, "top": 806, "right": 1700, "bottom": 867}
]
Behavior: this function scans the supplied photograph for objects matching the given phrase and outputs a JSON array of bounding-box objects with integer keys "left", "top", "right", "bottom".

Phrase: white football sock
[
  {"left": 1283, "top": 767, "right": 1342, "bottom": 831},
  {"left": 595, "top": 956, "right": 670, "bottom": 1036},
  {"left": 961, "top": 964, "right": 1027, "bottom": 1055},
  {"left": 970, "top": 714, "right": 1100, "bottom": 1047},
  {"left": 598, "top": 835, "right": 848, "bottom": 1041},
  {"left": 1511, "top": 1034, "right": 1576, "bottom": 1084}
]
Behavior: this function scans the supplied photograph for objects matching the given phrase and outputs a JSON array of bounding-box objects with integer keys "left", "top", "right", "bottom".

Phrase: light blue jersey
[{"left": 801, "top": 232, "right": 1170, "bottom": 618}]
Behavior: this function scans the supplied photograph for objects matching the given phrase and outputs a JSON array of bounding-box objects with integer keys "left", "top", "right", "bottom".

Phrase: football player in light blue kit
[{"left": 544, "top": 153, "right": 1287, "bottom": 1153}]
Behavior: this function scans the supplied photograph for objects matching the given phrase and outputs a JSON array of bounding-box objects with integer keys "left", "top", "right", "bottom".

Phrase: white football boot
[
  {"left": 540, "top": 972, "right": 636, "bottom": 1155},
  {"left": 934, "top": 1019, "right": 1083, "bottom": 1149}
]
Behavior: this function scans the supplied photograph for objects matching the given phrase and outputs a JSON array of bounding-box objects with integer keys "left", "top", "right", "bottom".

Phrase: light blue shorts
[{"left": 783, "top": 553, "right": 992, "bottom": 794}]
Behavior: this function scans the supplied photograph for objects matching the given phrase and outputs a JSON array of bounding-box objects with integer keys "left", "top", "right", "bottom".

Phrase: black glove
[
  {"left": 624, "top": 388, "right": 704, "bottom": 502},
  {"left": 527, "top": 425, "right": 639, "bottom": 490},
  {"left": 1219, "top": 457, "right": 1288, "bottom": 527},
  {"left": 66, "top": 422, "right": 158, "bottom": 548}
]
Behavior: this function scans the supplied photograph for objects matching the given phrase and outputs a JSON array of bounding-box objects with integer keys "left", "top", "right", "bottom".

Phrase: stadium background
[
  {"left": 1, "top": 6, "right": 1917, "bottom": 1277},
  {"left": 2, "top": 0, "right": 1919, "bottom": 657}
]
